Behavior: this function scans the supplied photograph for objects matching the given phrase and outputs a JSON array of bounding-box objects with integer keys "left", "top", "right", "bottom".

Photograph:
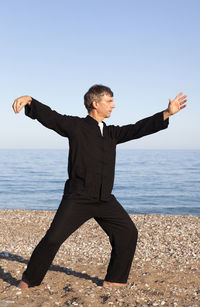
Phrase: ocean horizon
[{"left": 0, "top": 149, "right": 199, "bottom": 216}]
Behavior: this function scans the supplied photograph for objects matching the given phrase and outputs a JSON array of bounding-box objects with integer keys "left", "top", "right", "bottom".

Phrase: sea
[{"left": 0, "top": 149, "right": 199, "bottom": 216}]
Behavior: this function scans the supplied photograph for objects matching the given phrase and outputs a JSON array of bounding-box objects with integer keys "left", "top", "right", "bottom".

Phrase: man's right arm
[{"left": 12, "top": 96, "right": 75, "bottom": 137}]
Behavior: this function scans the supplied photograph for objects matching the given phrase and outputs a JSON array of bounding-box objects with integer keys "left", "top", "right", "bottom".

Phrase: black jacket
[{"left": 25, "top": 99, "right": 169, "bottom": 200}]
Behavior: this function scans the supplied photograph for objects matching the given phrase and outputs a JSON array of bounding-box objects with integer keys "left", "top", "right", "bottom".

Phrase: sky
[{"left": 1, "top": 0, "right": 200, "bottom": 149}]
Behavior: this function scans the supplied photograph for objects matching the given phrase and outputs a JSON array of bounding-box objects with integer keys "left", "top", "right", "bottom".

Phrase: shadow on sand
[{"left": 0, "top": 251, "right": 103, "bottom": 288}]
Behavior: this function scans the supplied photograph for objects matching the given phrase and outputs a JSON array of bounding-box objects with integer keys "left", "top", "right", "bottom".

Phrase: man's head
[{"left": 84, "top": 84, "right": 113, "bottom": 111}]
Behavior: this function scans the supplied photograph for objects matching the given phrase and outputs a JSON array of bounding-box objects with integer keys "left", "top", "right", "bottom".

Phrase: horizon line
[{"left": 0, "top": 148, "right": 199, "bottom": 151}]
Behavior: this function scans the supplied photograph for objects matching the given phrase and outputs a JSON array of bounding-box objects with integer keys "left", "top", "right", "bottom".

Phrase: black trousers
[{"left": 22, "top": 195, "right": 138, "bottom": 286}]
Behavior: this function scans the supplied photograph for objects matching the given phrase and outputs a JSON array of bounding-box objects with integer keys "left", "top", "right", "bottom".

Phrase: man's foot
[
  {"left": 103, "top": 281, "right": 127, "bottom": 287},
  {"left": 18, "top": 280, "right": 29, "bottom": 289}
]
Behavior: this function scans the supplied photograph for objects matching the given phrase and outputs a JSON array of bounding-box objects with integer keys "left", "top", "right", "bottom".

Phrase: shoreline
[
  {"left": 0, "top": 210, "right": 199, "bottom": 306},
  {"left": 1, "top": 208, "right": 199, "bottom": 217}
]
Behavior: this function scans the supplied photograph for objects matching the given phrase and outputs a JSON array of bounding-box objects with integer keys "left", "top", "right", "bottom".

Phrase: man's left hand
[
  {"left": 163, "top": 92, "right": 187, "bottom": 120},
  {"left": 168, "top": 92, "right": 187, "bottom": 115}
]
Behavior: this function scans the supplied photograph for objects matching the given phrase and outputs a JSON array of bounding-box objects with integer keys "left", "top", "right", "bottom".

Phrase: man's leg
[
  {"left": 20, "top": 197, "right": 92, "bottom": 288},
  {"left": 95, "top": 196, "right": 138, "bottom": 286}
]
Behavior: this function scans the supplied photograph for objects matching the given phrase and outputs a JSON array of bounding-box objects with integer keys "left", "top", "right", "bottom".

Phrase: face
[{"left": 94, "top": 94, "right": 115, "bottom": 119}]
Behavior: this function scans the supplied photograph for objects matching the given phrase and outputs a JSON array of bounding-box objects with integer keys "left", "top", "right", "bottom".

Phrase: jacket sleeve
[
  {"left": 110, "top": 111, "right": 169, "bottom": 144},
  {"left": 24, "top": 98, "right": 75, "bottom": 137}
]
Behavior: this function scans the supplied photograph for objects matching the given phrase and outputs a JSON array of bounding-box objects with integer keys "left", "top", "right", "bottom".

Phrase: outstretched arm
[
  {"left": 163, "top": 92, "right": 187, "bottom": 120},
  {"left": 12, "top": 96, "right": 32, "bottom": 113},
  {"left": 12, "top": 96, "right": 75, "bottom": 137},
  {"left": 111, "top": 92, "right": 188, "bottom": 144}
]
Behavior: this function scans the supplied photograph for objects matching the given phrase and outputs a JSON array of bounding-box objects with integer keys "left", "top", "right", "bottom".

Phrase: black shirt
[{"left": 25, "top": 99, "right": 169, "bottom": 201}]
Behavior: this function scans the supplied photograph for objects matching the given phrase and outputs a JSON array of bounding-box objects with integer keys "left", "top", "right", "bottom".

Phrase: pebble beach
[{"left": 0, "top": 210, "right": 199, "bottom": 307}]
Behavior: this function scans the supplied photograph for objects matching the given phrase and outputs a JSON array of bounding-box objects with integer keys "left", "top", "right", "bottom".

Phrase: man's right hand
[{"left": 12, "top": 96, "right": 32, "bottom": 114}]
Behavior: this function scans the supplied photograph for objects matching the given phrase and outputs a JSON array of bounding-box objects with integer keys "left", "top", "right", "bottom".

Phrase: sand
[{"left": 0, "top": 210, "right": 199, "bottom": 306}]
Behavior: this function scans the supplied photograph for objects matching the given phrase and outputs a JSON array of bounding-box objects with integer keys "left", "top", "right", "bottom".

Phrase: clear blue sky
[{"left": 1, "top": 0, "right": 199, "bottom": 149}]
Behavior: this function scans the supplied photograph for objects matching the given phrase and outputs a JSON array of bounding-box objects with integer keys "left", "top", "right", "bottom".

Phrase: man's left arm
[{"left": 111, "top": 92, "right": 187, "bottom": 144}]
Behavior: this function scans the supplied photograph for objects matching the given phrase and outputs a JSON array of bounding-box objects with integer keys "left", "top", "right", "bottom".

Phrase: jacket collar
[{"left": 85, "top": 115, "right": 106, "bottom": 127}]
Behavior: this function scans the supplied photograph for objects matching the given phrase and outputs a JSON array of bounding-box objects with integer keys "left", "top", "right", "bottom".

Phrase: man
[{"left": 12, "top": 85, "right": 187, "bottom": 289}]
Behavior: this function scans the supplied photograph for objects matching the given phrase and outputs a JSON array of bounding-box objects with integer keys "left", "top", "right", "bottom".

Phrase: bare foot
[
  {"left": 18, "top": 280, "right": 29, "bottom": 289},
  {"left": 103, "top": 281, "right": 127, "bottom": 287}
]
